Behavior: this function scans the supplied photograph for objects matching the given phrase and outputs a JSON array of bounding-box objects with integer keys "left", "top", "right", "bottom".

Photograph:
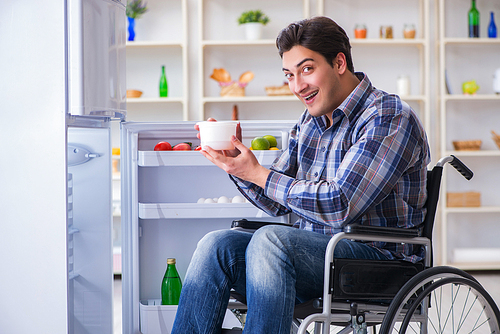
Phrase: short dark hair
[{"left": 276, "top": 16, "right": 354, "bottom": 73}]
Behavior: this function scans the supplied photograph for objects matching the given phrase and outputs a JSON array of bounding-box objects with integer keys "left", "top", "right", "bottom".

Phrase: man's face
[{"left": 282, "top": 45, "right": 341, "bottom": 119}]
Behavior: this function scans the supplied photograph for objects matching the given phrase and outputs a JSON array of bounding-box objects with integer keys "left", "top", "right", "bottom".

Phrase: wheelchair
[{"left": 227, "top": 155, "right": 500, "bottom": 334}]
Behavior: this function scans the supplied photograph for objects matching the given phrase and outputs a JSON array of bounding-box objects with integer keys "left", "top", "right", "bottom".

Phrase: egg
[
  {"left": 204, "top": 198, "right": 216, "bottom": 204},
  {"left": 231, "top": 195, "right": 246, "bottom": 203},
  {"left": 218, "top": 196, "right": 230, "bottom": 203},
  {"left": 197, "top": 197, "right": 206, "bottom": 204}
]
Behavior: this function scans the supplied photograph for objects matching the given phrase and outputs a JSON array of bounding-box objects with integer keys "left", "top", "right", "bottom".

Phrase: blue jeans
[{"left": 171, "top": 225, "right": 388, "bottom": 334}]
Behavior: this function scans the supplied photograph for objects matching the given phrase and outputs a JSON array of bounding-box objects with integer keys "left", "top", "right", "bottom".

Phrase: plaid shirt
[{"left": 233, "top": 73, "right": 430, "bottom": 262}]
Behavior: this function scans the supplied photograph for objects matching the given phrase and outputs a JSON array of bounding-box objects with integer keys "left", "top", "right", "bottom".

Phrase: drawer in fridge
[{"left": 140, "top": 300, "right": 177, "bottom": 334}]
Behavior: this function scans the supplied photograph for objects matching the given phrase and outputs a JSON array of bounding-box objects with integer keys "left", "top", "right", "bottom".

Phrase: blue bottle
[{"left": 489, "top": 12, "right": 497, "bottom": 38}]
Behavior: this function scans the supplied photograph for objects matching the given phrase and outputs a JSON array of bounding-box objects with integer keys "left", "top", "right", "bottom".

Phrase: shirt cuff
[{"left": 265, "top": 170, "right": 295, "bottom": 207}]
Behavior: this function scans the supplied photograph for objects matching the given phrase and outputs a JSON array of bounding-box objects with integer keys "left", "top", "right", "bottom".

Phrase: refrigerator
[
  {"left": 1, "top": 0, "right": 125, "bottom": 333},
  {"left": 120, "top": 120, "right": 295, "bottom": 333},
  {"left": 1, "top": 1, "right": 296, "bottom": 333}
]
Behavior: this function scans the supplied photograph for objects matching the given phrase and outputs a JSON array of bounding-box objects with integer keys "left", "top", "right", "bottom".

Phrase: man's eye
[
  {"left": 284, "top": 73, "right": 292, "bottom": 79},
  {"left": 303, "top": 66, "right": 312, "bottom": 73}
]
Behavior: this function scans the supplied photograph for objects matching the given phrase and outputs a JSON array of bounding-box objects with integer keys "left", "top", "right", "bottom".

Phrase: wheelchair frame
[{"left": 228, "top": 156, "right": 500, "bottom": 334}]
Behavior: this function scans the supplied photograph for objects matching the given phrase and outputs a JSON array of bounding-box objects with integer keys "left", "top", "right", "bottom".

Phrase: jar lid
[{"left": 167, "top": 258, "right": 176, "bottom": 264}]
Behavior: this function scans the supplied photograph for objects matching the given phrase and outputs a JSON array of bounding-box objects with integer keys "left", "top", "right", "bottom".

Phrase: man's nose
[{"left": 293, "top": 76, "right": 307, "bottom": 95}]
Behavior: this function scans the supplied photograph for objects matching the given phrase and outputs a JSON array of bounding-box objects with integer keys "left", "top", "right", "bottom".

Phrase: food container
[
  {"left": 127, "top": 89, "right": 143, "bottom": 98},
  {"left": 403, "top": 24, "right": 416, "bottom": 38},
  {"left": 396, "top": 75, "right": 410, "bottom": 96},
  {"left": 380, "top": 26, "right": 393, "bottom": 38},
  {"left": 354, "top": 24, "right": 367, "bottom": 39},
  {"left": 196, "top": 121, "right": 238, "bottom": 150}
]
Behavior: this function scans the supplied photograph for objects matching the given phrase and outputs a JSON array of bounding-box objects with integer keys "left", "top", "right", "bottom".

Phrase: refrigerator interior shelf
[
  {"left": 139, "top": 202, "right": 273, "bottom": 219},
  {"left": 138, "top": 150, "right": 282, "bottom": 167}
]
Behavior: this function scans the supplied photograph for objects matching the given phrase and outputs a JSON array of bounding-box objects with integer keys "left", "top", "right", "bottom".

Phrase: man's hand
[{"left": 200, "top": 135, "right": 271, "bottom": 189}]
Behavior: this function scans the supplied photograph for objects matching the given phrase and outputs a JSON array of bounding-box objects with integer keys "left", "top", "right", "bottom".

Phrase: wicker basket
[
  {"left": 452, "top": 139, "right": 482, "bottom": 151},
  {"left": 220, "top": 82, "right": 245, "bottom": 97},
  {"left": 492, "top": 131, "right": 500, "bottom": 150},
  {"left": 127, "top": 89, "right": 143, "bottom": 98},
  {"left": 265, "top": 84, "right": 293, "bottom": 96}
]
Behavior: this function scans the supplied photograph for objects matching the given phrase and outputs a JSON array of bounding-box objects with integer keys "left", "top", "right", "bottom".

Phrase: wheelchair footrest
[{"left": 332, "top": 258, "right": 424, "bottom": 300}]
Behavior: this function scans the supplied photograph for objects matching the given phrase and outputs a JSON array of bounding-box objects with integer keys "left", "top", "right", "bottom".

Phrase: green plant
[
  {"left": 126, "top": 0, "right": 148, "bottom": 19},
  {"left": 238, "top": 10, "right": 270, "bottom": 25}
]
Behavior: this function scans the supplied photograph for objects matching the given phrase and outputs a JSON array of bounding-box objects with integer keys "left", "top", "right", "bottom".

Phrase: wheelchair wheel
[{"left": 381, "top": 269, "right": 500, "bottom": 334}]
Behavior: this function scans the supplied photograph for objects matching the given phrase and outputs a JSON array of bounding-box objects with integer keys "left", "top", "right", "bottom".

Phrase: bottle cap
[{"left": 167, "top": 258, "right": 176, "bottom": 264}]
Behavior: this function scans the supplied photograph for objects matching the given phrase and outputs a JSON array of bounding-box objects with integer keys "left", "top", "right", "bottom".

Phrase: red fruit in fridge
[
  {"left": 172, "top": 143, "right": 192, "bottom": 151},
  {"left": 194, "top": 146, "right": 202, "bottom": 151},
  {"left": 154, "top": 141, "right": 172, "bottom": 151}
]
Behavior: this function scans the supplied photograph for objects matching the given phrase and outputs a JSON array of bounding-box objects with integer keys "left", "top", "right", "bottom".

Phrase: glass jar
[
  {"left": 380, "top": 25, "right": 393, "bottom": 39},
  {"left": 354, "top": 24, "right": 367, "bottom": 39},
  {"left": 403, "top": 24, "right": 416, "bottom": 39}
]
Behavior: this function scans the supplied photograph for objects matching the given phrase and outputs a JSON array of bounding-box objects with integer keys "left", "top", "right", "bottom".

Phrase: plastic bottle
[
  {"left": 159, "top": 65, "right": 168, "bottom": 97},
  {"left": 468, "top": 0, "right": 480, "bottom": 38},
  {"left": 488, "top": 12, "right": 497, "bottom": 38},
  {"left": 161, "top": 258, "right": 182, "bottom": 305}
]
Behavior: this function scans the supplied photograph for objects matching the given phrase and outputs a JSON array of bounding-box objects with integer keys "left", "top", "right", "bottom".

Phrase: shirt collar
[
  {"left": 336, "top": 72, "right": 373, "bottom": 124},
  {"left": 312, "top": 72, "right": 373, "bottom": 131}
]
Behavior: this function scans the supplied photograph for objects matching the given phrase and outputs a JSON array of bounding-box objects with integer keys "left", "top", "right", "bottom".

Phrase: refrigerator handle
[{"left": 68, "top": 144, "right": 102, "bottom": 167}]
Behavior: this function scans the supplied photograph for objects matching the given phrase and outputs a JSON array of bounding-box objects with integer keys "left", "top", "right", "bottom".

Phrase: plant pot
[{"left": 243, "top": 22, "right": 263, "bottom": 40}]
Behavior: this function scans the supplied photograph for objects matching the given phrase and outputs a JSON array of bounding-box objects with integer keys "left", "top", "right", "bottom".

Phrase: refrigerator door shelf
[
  {"left": 139, "top": 202, "right": 278, "bottom": 219},
  {"left": 138, "top": 150, "right": 283, "bottom": 167}
]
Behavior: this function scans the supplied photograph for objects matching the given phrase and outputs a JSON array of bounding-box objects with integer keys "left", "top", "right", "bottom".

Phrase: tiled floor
[{"left": 113, "top": 271, "right": 500, "bottom": 334}]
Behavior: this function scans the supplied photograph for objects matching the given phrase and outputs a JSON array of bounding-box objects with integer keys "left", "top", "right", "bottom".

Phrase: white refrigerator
[
  {"left": 1, "top": 0, "right": 125, "bottom": 333},
  {"left": 1, "top": 1, "right": 295, "bottom": 333}
]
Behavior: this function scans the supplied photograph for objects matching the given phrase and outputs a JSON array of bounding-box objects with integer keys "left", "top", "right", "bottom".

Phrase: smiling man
[{"left": 171, "top": 17, "right": 430, "bottom": 334}]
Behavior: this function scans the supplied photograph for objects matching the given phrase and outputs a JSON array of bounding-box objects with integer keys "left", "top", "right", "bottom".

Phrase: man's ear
[{"left": 334, "top": 53, "right": 347, "bottom": 74}]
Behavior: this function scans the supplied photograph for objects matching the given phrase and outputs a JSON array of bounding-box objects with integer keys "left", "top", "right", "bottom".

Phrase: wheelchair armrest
[
  {"left": 231, "top": 219, "right": 293, "bottom": 232},
  {"left": 343, "top": 224, "right": 420, "bottom": 239}
]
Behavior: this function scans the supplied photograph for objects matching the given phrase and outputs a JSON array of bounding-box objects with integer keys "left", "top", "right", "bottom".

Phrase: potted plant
[
  {"left": 126, "top": 0, "right": 148, "bottom": 41},
  {"left": 238, "top": 10, "right": 270, "bottom": 40}
]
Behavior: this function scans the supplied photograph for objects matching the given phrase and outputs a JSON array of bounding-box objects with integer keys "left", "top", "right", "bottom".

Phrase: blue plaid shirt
[{"left": 233, "top": 73, "right": 430, "bottom": 262}]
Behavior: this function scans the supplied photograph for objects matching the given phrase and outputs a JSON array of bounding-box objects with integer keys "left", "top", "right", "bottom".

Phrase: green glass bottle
[
  {"left": 159, "top": 65, "right": 169, "bottom": 97},
  {"left": 161, "top": 258, "right": 182, "bottom": 305},
  {"left": 468, "top": 0, "right": 480, "bottom": 38}
]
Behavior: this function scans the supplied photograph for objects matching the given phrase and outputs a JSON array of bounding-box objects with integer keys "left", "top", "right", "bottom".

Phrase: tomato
[
  {"left": 194, "top": 146, "right": 202, "bottom": 151},
  {"left": 154, "top": 141, "right": 172, "bottom": 151},
  {"left": 172, "top": 143, "right": 192, "bottom": 151}
]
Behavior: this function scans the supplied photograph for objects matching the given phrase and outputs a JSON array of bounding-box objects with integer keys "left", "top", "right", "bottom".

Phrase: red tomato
[
  {"left": 154, "top": 141, "right": 172, "bottom": 151},
  {"left": 172, "top": 143, "right": 192, "bottom": 151},
  {"left": 194, "top": 146, "right": 202, "bottom": 151}
]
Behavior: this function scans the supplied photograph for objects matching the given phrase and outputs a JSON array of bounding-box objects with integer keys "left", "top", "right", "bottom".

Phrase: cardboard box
[{"left": 447, "top": 192, "right": 481, "bottom": 207}]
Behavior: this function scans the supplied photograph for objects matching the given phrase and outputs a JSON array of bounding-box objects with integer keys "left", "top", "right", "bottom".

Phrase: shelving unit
[
  {"left": 197, "top": 0, "right": 310, "bottom": 121},
  {"left": 438, "top": 0, "right": 500, "bottom": 270},
  {"left": 318, "top": 0, "right": 432, "bottom": 137},
  {"left": 125, "top": 0, "right": 189, "bottom": 121}
]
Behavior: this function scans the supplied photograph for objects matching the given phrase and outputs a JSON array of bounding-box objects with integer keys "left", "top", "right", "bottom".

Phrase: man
[{"left": 171, "top": 16, "right": 430, "bottom": 334}]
